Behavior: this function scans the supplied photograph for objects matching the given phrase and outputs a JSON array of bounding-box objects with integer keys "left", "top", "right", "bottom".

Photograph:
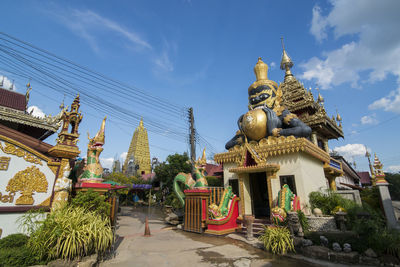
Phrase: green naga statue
[
  {"left": 79, "top": 117, "right": 106, "bottom": 183},
  {"left": 173, "top": 149, "right": 208, "bottom": 207},
  {"left": 208, "top": 186, "right": 235, "bottom": 219},
  {"left": 271, "top": 184, "right": 301, "bottom": 224}
]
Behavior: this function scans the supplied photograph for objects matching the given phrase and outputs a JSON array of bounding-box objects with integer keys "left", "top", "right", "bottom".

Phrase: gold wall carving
[
  {"left": 0, "top": 192, "right": 15, "bottom": 203},
  {"left": 0, "top": 156, "right": 11, "bottom": 170},
  {"left": 0, "top": 138, "right": 44, "bottom": 165},
  {"left": 6, "top": 166, "right": 48, "bottom": 205}
]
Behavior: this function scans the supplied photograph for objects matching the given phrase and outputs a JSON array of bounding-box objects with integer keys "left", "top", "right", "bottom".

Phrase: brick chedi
[{"left": 122, "top": 118, "right": 151, "bottom": 176}]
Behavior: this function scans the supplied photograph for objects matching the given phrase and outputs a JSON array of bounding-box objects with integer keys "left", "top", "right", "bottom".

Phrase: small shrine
[{"left": 214, "top": 45, "right": 343, "bottom": 219}]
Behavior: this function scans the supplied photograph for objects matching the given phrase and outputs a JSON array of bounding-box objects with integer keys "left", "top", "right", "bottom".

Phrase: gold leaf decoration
[{"left": 6, "top": 166, "right": 48, "bottom": 205}]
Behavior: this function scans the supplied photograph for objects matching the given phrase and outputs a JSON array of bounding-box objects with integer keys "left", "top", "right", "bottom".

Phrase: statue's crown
[{"left": 254, "top": 57, "right": 269, "bottom": 81}]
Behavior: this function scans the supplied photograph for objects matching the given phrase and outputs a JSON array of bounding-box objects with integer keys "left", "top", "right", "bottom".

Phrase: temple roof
[
  {"left": 280, "top": 70, "right": 344, "bottom": 140},
  {"left": 0, "top": 87, "right": 62, "bottom": 140},
  {"left": 0, "top": 88, "right": 26, "bottom": 111}
]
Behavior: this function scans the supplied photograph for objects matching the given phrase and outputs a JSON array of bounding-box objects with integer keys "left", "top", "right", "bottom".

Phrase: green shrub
[
  {"left": 309, "top": 190, "right": 358, "bottom": 215},
  {"left": 0, "top": 246, "right": 46, "bottom": 267},
  {"left": 71, "top": 189, "right": 111, "bottom": 217},
  {"left": 296, "top": 210, "right": 309, "bottom": 233},
  {"left": 0, "top": 233, "right": 29, "bottom": 250},
  {"left": 165, "top": 193, "right": 183, "bottom": 210},
  {"left": 360, "top": 187, "right": 381, "bottom": 212},
  {"left": 27, "top": 206, "right": 113, "bottom": 260},
  {"left": 258, "top": 226, "right": 295, "bottom": 255},
  {"left": 206, "top": 176, "right": 223, "bottom": 187}
]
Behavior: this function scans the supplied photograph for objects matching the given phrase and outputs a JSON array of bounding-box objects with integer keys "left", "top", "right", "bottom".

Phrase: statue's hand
[{"left": 272, "top": 128, "right": 282, "bottom": 137}]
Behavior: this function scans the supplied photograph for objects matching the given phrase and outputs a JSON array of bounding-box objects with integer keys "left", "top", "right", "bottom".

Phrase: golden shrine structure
[
  {"left": 215, "top": 44, "right": 344, "bottom": 219},
  {"left": 122, "top": 118, "right": 151, "bottom": 176}
]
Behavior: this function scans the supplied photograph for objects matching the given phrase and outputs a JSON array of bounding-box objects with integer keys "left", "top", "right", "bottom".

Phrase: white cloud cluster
[
  {"left": 100, "top": 157, "right": 114, "bottom": 170},
  {"left": 360, "top": 114, "right": 378, "bottom": 125},
  {"left": 387, "top": 165, "right": 400, "bottom": 173},
  {"left": 333, "top": 143, "right": 368, "bottom": 162},
  {"left": 0, "top": 75, "right": 17, "bottom": 91},
  {"left": 27, "top": 106, "right": 46, "bottom": 118},
  {"left": 302, "top": 0, "right": 400, "bottom": 94},
  {"left": 55, "top": 9, "right": 151, "bottom": 53}
]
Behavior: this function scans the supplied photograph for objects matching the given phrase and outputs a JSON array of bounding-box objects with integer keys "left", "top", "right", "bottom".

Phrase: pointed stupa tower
[
  {"left": 279, "top": 38, "right": 343, "bottom": 153},
  {"left": 122, "top": 118, "right": 151, "bottom": 176}
]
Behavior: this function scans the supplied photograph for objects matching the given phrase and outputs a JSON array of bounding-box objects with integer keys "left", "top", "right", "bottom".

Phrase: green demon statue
[{"left": 225, "top": 58, "right": 311, "bottom": 150}]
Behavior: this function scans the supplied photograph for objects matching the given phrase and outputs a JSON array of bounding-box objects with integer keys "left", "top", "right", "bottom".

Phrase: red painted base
[{"left": 205, "top": 196, "right": 240, "bottom": 235}]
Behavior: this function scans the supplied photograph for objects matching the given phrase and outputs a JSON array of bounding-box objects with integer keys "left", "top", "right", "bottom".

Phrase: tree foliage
[
  {"left": 386, "top": 172, "right": 400, "bottom": 200},
  {"left": 154, "top": 153, "right": 191, "bottom": 191}
]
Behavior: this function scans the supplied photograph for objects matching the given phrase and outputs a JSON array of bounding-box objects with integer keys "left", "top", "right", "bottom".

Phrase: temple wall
[
  {"left": 268, "top": 152, "right": 328, "bottom": 209},
  {"left": 0, "top": 137, "right": 57, "bottom": 237},
  {"left": 223, "top": 162, "right": 237, "bottom": 187}
]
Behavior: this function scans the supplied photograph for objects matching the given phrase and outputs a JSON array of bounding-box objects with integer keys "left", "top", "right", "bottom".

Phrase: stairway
[{"left": 236, "top": 217, "right": 271, "bottom": 238}]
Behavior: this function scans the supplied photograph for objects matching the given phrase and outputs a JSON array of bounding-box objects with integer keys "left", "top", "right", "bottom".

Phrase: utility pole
[{"left": 188, "top": 107, "right": 196, "bottom": 169}]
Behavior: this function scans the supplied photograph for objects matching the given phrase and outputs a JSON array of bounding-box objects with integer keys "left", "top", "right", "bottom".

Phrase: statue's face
[{"left": 248, "top": 85, "right": 276, "bottom": 109}]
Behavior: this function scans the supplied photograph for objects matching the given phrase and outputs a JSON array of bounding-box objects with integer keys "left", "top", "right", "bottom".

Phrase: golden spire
[
  {"left": 316, "top": 88, "right": 324, "bottom": 105},
  {"left": 280, "top": 37, "right": 294, "bottom": 82},
  {"left": 336, "top": 109, "right": 342, "bottom": 128},
  {"left": 365, "top": 148, "right": 376, "bottom": 186},
  {"left": 254, "top": 57, "right": 269, "bottom": 81},
  {"left": 139, "top": 117, "right": 144, "bottom": 128},
  {"left": 248, "top": 57, "right": 278, "bottom": 94},
  {"left": 373, "top": 153, "right": 387, "bottom": 184}
]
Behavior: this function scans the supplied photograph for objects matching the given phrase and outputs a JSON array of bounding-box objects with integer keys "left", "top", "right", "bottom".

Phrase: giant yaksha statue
[{"left": 225, "top": 58, "right": 311, "bottom": 150}]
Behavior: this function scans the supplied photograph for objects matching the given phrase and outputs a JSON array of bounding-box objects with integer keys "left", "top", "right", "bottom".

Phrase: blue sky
[{"left": 1, "top": 0, "right": 400, "bottom": 173}]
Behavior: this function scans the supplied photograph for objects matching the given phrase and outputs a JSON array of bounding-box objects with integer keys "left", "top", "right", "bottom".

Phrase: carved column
[{"left": 311, "top": 132, "right": 318, "bottom": 146}]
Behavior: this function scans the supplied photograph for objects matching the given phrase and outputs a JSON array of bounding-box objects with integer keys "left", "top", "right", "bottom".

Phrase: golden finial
[
  {"left": 316, "top": 88, "right": 324, "bottom": 105},
  {"left": 280, "top": 37, "right": 294, "bottom": 82},
  {"left": 59, "top": 94, "right": 65, "bottom": 110},
  {"left": 254, "top": 57, "right": 269, "bottom": 81},
  {"left": 197, "top": 147, "right": 207, "bottom": 165},
  {"left": 139, "top": 117, "right": 144, "bottom": 128}
]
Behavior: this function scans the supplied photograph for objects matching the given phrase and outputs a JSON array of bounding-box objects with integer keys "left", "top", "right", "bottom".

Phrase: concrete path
[{"left": 100, "top": 206, "right": 319, "bottom": 267}]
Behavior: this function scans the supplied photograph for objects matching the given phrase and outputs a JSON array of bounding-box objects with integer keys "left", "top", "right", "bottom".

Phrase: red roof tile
[
  {"left": 0, "top": 88, "right": 26, "bottom": 111},
  {"left": 357, "top": 171, "right": 372, "bottom": 185}
]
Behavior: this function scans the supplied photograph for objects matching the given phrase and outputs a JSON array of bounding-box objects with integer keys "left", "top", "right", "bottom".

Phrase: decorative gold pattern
[
  {"left": 238, "top": 175, "right": 245, "bottom": 216},
  {"left": 283, "top": 113, "right": 297, "bottom": 125},
  {"left": 0, "top": 192, "right": 15, "bottom": 203},
  {"left": 0, "top": 156, "right": 11, "bottom": 170},
  {"left": 48, "top": 95, "right": 82, "bottom": 159},
  {"left": 0, "top": 106, "right": 61, "bottom": 133},
  {"left": 0, "top": 140, "right": 42, "bottom": 165},
  {"left": 6, "top": 166, "right": 48, "bottom": 205},
  {"left": 215, "top": 136, "right": 330, "bottom": 165}
]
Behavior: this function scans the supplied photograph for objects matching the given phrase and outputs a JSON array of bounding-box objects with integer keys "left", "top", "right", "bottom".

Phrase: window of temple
[
  {"left": 229, "top": 179, "right": 239, "bottom": 196},
  {"left": 279, "top": 175, "right": 297, "bottom": 194}
]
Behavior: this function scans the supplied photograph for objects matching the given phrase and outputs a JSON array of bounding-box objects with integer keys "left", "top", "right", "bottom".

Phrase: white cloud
[
  {"left": 301, "top": 0, "right": 400, "bottom": 90},
  {"left": 120, "top": 152, "right": 128, "bottom": 162},
  {"left": 100, "top": 157, "right": 114, "bottom": 170},
  {"left": 270, "top": 62, "right": 276, "bottom": 69},
  {"left": 333, "top": 143, "right": 369, "bottom": 162},
  {"left": 360, "top": 113, "right": 378, "bottom": 125},
  {"left": 310, "top": 5, "right": 328, "bottom": 42},
  {"left": 388, "top": 165, "right": 400, "bottom": 173},
  {"left": 0, "top": 75, "right": 17, "bottom": 91},
  {"left": 369, "top": 87, "right": 400, "bottom": 113},
  {"left": 153, "top": 39, "right": 177, "bottom": 73},
  {"left": 27, "top": 105, "right": 46, "bottom": 118},
  {"left": 54, "top": 9, "right": 151, "bottom": 52}
]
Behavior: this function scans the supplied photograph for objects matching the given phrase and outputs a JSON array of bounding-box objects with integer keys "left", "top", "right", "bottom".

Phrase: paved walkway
[{"left": 100, "top": 206, "right": 320, "bottom": 267}]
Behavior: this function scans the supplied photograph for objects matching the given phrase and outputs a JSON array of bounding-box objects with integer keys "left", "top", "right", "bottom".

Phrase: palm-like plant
[
  {"left": 27, "top": 206, "right": 113, "bottom": 260},
  {"left": 258, "top": 226, "right": 295, "bottom": 255}
]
